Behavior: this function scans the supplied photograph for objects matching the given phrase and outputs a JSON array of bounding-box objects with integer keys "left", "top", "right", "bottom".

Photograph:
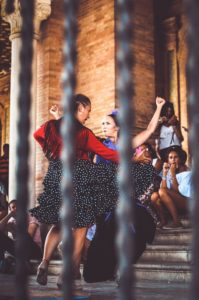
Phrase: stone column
[
  {"left": 162, "top": 17, "right": 180, "bottom": 118},
  {"left": 1, "top": 0, "right": 51, "bottom": 205}
]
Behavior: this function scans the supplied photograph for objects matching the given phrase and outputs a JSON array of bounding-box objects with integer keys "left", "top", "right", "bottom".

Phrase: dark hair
[
  {"left": 73, "top": 94, "right": 91, "bottom": 113},
  {"left": 43, "top": 94, "right": 91, "bottom": 159},
  {"left": 9, "top": 199, "right": 17, "bottom": 207},
  {"left": 160, "top": 102, "right": 175, "bottom": 117},
  {"left": 143, "top": 143, "right": 157, "bottom": 159},
  {"left": 166, "top": 146, "right": 187, "bottom": 164},
  {"left": 107, "top": 113, "right": 119, "bottom": 127}
]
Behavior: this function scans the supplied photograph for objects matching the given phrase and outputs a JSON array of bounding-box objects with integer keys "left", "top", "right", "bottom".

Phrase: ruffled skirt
[{"left": 30, "top": 160, "right": 158, "bottom": 227}]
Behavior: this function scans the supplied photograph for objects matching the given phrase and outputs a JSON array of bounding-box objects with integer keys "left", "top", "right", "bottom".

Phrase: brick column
[{"left": 1, "top": 0, "right": 51, "bottom": 205}]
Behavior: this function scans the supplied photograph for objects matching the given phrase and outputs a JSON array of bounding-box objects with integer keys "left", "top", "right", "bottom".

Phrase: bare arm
[
  {"left": 160, "top": 163, "right": 170, "bottom": 188},
  {"left": 173, "top": 124, "right": 184, "bottom": 142},
  {"left": 169, "top": 164, "right": 179, "bottom": 192},
  {"left": 132, "top": 97, "right": 166, "bottom": 148}
]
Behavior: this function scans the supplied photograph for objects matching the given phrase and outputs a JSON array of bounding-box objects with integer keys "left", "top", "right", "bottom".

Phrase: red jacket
[{"left": 34, "top": 120, "right": 119, "bottom": 163}]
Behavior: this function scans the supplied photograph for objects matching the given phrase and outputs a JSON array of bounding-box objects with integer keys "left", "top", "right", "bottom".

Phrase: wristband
[{"left": 162, "top": 176, "right": 167, "bottom": 180}]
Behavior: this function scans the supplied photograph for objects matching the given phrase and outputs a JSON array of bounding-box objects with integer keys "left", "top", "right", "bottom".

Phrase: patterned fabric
[
  {"left": 132, "top": 163, "right": 159, "bottom": 222},
  {"left": 30, "top": 159, "right": 158, "bottom": 227},
  {"left": 30, "top": 159, "right": 118, "bottom": 227}
]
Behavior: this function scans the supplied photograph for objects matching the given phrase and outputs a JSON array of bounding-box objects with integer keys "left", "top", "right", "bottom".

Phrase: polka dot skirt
[{"left": 30, "top": 160, "right": 158, "bottom": 227}]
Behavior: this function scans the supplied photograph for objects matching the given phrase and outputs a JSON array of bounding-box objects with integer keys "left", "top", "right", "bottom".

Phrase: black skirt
[
  {"left": 30, "top": 160, "right": 157, "bottom": 227},
  {"left": 30, "top": 160, "right": 118, "bottom": 227}
]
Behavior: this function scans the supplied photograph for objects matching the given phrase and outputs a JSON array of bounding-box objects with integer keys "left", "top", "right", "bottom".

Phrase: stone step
[
  {"left": 181, "top": 218, "right": 192, "bottom": 228},
  {"left": 31, "top": 259, "right": 192, "bottom": 283},
  {"left": 134, "top": 262, "right": 192, "bottom": 282},
  {"left": 31, "top": 259, "right": 62, "bottom": 275},
  {"left": 31, "top": 260, "right": 84, "bottom": 276},
  {"left": 139, "top": 244, "right": 192, "bottom": 263},
  {"left": 153, "top": 227, "right": 192, "bottom": 245}
]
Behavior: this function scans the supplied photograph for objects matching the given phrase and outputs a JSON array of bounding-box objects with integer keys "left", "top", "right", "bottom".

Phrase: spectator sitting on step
[
  {"left": 150, "top": 146, "right": 191, "bottom": 229},
  {"left": 0, "top": 144, "right": 9, "bottom": 194},
  {"left": 0, "top": 199, "right": 42, "bottom": 273}
]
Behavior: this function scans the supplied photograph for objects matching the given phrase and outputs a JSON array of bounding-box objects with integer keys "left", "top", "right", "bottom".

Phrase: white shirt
[
  {"left": 159, "top": 125, "right": 181, "bottom": 150},
  {"left": 164, "top": 170, "right": 192, "bottom": 198}
]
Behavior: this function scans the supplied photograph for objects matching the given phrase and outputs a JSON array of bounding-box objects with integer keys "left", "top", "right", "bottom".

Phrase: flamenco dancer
[{"left": 30, "top": 94, "right": 165, "bottom": 286}]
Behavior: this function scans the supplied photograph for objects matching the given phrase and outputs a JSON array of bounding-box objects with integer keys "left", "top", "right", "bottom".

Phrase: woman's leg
[
  {"left": 151, "top": 192, "right": 167, "bottom": 227},
  {"left": 37, "top": 224, "right": 61, "bottom": 285},
  {"left": 166, "top": 189, "right": 188, "bottom": 211},
  {"left": 57, "top": 227, "right": 87, "bottom": 289},
  {"left": 73, "top": 227, "right": 87, "bottom": 277},
  {"left": 158, "top": 188, "right": 181, "bottom": 225}
]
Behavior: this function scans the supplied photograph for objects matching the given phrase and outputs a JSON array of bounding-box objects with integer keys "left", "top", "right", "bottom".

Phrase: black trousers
[{"left": 0, "top": 231, "right": 42, "bottom": 260}]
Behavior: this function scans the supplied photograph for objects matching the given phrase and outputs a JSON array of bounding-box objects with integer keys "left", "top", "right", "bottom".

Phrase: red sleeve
[
  {"left": 85, "top": 129, "right": 119, "bottom": 162},
  {"left": 33, "top": 121, "right": 48, "bottom": 149}
]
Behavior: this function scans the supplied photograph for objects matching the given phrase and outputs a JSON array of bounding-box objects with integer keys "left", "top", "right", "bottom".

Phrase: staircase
[
  {"left": 134, "top": 218, "right": 192, "bottom": 282},
  {"left": 32, "top": 218, "right": 193, "bottom": 283}
]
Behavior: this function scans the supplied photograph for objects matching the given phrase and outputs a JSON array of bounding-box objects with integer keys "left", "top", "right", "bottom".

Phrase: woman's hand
[
  {"left": 162, "top": 162, "right": 170, "bottom": 176},
  {"left": 170, "top": 163, "right": 177, "bottom": 176},
  {"left": 167, "top": 115, "right": 178, "bottom": 126},
  {"left": 133, "top": 149, "right": 152, "bottom": 164},
  {"left": 156, "top": 97, "right": 166, "bottom": 109},
  {"left": 49, "top": 105, "right": 62, "bottom": 120}
]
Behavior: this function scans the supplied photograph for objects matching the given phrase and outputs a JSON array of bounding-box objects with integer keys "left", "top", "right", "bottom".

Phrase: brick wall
[
  {"left": 132, "top": 0, "right": 156, "bottom": 136},
  {"left": 76, "top": 0, "right": 116, "bottom": 135},
  {"left": 35, "top": 0, "right": 156, "bottom": 192},
  {"left": 35, "top": 0, "right": 190, "bottom": 192}
]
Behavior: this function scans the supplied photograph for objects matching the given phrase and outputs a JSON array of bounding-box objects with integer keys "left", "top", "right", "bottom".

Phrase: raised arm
[{"left": 132, "top": 97, "right": 166, "bottom": 148}]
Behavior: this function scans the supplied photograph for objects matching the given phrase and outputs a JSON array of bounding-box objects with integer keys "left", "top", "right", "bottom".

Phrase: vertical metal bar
[
  {"left": 61, "top": 1, "right": 78, "bottom": 299},
  {"left": 185, "top": 1, "right": 199, "bottom": 300},
  {"left": 5, "top": 0, "right": 15, "bottom": 14},
  {"left": 15, "top": 0, "right": 34, "bottom": 300},
  {"left": 115, "top": 0, "right": 135, "bottom": 299}
]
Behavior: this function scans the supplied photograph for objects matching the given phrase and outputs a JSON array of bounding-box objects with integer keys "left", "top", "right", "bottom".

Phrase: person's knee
[
  {"left": 159, "top": 188, "right": 168, "bottom": 198},
  {"left": 151, "top": 192, "right": 159, "bottom": 203}
]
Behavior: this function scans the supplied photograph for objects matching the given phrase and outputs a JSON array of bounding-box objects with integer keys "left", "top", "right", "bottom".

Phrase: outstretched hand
[{"left": 156, "top": 97, "right": 166, "bottom": 108}]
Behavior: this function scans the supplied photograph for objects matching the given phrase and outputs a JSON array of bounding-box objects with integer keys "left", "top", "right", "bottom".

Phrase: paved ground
[{"left": 0, "top": 274, "right": 190, "bottom": 300}]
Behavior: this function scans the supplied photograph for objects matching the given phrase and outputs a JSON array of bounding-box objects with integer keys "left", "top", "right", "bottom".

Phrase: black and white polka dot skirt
[
  {"left": 29, "top": 160, "right": 63, "bottom": 225},
  {"left": 30, "top": 159, "right": 158, "bottom": 227},
  {"left": 30, "top": 159, "right": 118, "bottom": 227}
]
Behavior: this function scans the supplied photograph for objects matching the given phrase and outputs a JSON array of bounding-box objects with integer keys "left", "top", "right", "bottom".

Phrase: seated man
[{"left": 0, "top": 199, "right": 42, "bottom": 272}]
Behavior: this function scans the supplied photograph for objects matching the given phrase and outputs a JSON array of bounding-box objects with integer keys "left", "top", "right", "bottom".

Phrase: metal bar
[
  {"left": 15, "top": 0, "right": 34, "bottom": 299},
  {"left": 61, "top": 1, "right": 78, "bottom": 299},
  {"left": 5, "top": 0, "right": 15, "bottom": 14},
  {"left": 185, "top": 1, "right": 199, "bottom": 299},
  {"left": 115, "top": 0, "right": 135, "bottom": 299}
]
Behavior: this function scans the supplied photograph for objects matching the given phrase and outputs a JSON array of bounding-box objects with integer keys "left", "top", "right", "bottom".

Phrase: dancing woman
[{"left": 30, "top": 94, "right": 165, "bottom": 286}]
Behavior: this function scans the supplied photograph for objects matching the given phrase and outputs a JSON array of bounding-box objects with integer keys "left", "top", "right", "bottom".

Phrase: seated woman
[{"left": 151, "top": 146, "right": 191, "bottom": 228}]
